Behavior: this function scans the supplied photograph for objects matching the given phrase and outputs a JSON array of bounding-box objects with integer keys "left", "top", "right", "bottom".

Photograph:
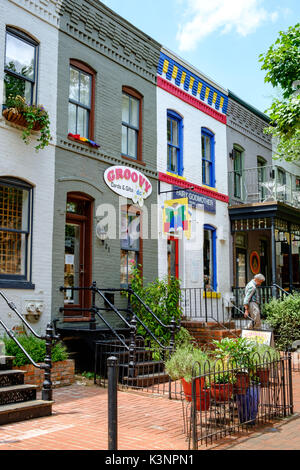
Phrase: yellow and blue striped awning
[{"left": 157, "top": 52, "right": 228, "bottom": 115}]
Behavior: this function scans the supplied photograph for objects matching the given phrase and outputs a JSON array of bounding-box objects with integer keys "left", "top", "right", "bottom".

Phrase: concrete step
[
  {"left": 132, "top": 361, "right": 165, "bottom": 376},
  {"left": 123, "top": 372, "right": 170, "bottom": 388},
  {"left": 102, "top": 349, "right": 153, "bottom": 362},
  {"left": 0, "top": 400, "right": 53, "bottom": 426},
  {"left": 0, "top": 370, "right": 25, "bottom": 388},
  {"left": 119, "top": 360, "right": 165, "bottom": 376},
  {"left": 0, "top": 384, "right": 37, "bottom": 406}
]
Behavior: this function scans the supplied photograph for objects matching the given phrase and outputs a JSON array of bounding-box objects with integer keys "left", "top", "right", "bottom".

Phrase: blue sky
[{"left": 102, "top": 0, "right": 300, "bottom": 114}]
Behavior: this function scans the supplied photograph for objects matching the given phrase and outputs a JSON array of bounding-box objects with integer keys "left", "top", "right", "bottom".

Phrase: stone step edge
[
  {"left": 0, "top": 399, "right": 54, "bottom": 414},
  {"left": 0, "top": 370, "right": 25, "bottom": 375},
  {"left": 0, "top": 384, "right": 38, "bottom": 393}
]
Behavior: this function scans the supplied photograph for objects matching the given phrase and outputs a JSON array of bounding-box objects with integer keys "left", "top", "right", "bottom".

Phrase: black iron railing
[
  {"left": 183, "top": 351, "right": 294, "bottom": 449},
  {"left": 232, "top": 284, "right": 291, "bottom": 314},
  {"left": 59, "top": 282, "right": 180, "bottom": 381},
  {"left": 0, "top": 291, "right": 59, "bottom": 401},
  {"left": 181, "top": 284, "right": 296, "bottom": 332},
  {"left": 59, "top": 282, "right": 179, "bottom": 350},
  {"left": 180, "top": 287, "right": 249, "bottom": 334}
]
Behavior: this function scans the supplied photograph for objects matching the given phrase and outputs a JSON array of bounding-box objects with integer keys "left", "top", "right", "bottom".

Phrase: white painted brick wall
[
  {"left": 0, "top": 0, "right": 58, "bottom": 333},
  {"left": 157, "top": 87, "right": 228, "bottom": 195},
  {"left": 157, "top": 87, "right": 231, "bottom": 299}
]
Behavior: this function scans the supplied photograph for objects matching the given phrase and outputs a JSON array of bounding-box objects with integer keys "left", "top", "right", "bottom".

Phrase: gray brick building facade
[{"left": 52, "top": 0, "right": 161, "bottom": 330}]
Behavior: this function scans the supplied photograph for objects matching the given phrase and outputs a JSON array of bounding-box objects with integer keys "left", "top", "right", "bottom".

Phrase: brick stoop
[
  {"left": 181, "top": 320, "right": 241, "bottom": 348},
  {"left": 0, "top": 356, "right": 53, "bottom": 425},
  {"left": 13, "top": 359, "right": 75, "bottom": 390}
]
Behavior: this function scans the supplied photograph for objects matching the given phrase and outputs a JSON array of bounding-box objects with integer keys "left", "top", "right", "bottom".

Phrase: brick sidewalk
[{"left": 0, "top": 374, "right": 299, "bottom": 451}]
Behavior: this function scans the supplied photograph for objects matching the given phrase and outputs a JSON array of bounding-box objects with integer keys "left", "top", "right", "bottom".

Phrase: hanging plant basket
[
  {"left": 2, "top": 95, "right": 51, "bottom": 151},
  {"left": 3, "top": 108, "right": 42, "bottom": 131}
]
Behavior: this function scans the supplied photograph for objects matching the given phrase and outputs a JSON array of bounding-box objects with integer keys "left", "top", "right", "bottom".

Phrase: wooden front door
[{"left": 64, "top": 193, "right": 93, "bottom": 318}]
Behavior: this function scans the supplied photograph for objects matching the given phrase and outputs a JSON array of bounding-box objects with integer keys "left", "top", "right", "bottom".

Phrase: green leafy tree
[
  {"left": 264, "top": 293, "right": 300, "bottom": 350},
  {"left": 130, "top": 266, "right": 182, "bottom": 347},
  {"left": 259, "top": 23, "right": 300, "bottom": 161}
]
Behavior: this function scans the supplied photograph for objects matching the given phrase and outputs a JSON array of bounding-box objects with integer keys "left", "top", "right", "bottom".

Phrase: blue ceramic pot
[{"left": 236, "top": 384, "right": 260, "bottom": 424}]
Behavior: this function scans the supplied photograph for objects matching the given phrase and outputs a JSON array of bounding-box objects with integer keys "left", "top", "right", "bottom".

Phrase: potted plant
[
  {"left": 165, "top": 346, "right": 211, "bottom": 411},
  {"left": 212, "top": 337, "right": 256, "bottom": 395},
  {"left": 2, "top": 95, "right": 51, "bottom": 151},
  {"left": 210, "top": 369, "right": 234, "bottom": 402},
  {"left": 250, "top": 343, "right": 280, "bottom": 387}
]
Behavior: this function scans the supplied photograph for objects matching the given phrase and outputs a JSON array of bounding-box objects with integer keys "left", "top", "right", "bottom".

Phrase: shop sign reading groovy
[{"left": 104, "top": 166, "right": 152, "bottom": 207}]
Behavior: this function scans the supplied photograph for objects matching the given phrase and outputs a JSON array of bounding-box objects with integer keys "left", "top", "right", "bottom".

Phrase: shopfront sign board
[
  {"left": 104, "top": 166, "right": 152, "bottom": 207},
  {"left": 242, "top": 329, "right": 273, "bottom": 346},
  {"left": 172, "top": 186, "right": 216, "bottom": 213}
]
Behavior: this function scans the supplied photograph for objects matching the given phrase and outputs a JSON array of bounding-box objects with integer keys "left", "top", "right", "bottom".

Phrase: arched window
[
  {"left": 68, "top": 60, "right": 96, "bottom": 140},
  {"left": 122, "top": 87, "right": 143, "bottom": 162},
  {"left": 0, "top": 177, "right": 34, "bottom": 288},
  {"left": 201, "top": 128, "right": 215, "bottom": 187},
  {"left": 167, "top": 110, "right": 183, "bottom": 176},
  {"left": 4, "top": 27, "right": 39, "bottom": 105}
]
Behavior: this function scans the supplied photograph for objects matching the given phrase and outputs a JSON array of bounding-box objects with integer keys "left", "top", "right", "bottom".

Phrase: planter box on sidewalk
[{"left": 13, "top": 360, "right": 75, "bottom": 390}]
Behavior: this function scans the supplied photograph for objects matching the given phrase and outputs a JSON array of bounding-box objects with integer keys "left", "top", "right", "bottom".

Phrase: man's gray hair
[{"left": 254, "top": 273, "right": 265, "bottom": 282}]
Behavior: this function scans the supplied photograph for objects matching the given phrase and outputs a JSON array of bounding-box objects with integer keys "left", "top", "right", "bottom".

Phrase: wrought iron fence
[
  {"left": 182, "top": 352, "right": 294, "bottom": 449},
  {"left": 94, "top": 338, "right": 184, "bottom": 399}
]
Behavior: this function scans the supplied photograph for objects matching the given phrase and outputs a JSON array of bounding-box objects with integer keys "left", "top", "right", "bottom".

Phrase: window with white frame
[
  {"left": 4, "top": 27, "right": 38, "bottom": 105},
  {"left": 0, "top": 178, "right": 33, "bottom": 286}
]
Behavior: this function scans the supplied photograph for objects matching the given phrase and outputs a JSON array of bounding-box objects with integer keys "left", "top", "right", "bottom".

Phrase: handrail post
[
  {"left": 90, "top": 281, "right": 97, "bottom": 330},
  {"left": 287, "top": 348, "right": 294, "bottom": 415},
  {"left": 128, "top": 315, "right": 137, "bottom": 378},
  {"left": 42, "top": 323, "right": 54, "bottom": 402},
  {"left": 169, "top": 317, "right": 176, "bottom": 351},
  {"left": 107, "top": 356, "right": 118, "bottom": 451},
  {"left": 204, "top": 284, "right": 208, "bottom": 323}
]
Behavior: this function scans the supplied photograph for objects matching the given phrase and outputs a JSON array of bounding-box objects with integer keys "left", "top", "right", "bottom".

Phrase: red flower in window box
[{"left": 68, "top": 133, "right": 100, "bottom": 148}]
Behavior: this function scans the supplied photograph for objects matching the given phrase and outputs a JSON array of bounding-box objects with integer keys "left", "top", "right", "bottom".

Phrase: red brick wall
[
  {"left": 181, "top": 321, "right": 241, "bottom": 348},
  {"left": 13, "top": 359, "right": 75, "bottom": 390}
]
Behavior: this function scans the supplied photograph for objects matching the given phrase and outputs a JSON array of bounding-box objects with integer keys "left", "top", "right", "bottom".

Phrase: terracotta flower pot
[
  {"left": 181, "top": 378, "right": 210, "bottom": 411},
  {"left": 234, "top": 372, "right": 250, "bottom": 395},
  {"left": 211, "top": 382, "right": 233, "bottom": 402},
  {"left": 255, "top": 367, "right": 270, "bottom": 387}
]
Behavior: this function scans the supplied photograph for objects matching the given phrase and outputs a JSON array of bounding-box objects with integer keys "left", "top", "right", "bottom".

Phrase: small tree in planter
[
  {"left": 3, "top": 95, "right": 51, "bottom": 151},
  {"left": 212, "top": 337, "right": 257, "bottom": 395}
]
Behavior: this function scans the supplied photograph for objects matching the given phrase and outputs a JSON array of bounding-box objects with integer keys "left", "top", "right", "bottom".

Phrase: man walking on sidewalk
[{"left": 243, "top": 274, "right": 265, "bottom": 329}]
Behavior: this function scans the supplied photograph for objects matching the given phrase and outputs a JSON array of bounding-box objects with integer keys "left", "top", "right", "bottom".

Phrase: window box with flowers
[{"left": 2, "top": 95, "right": 51, "bottom": 151}]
